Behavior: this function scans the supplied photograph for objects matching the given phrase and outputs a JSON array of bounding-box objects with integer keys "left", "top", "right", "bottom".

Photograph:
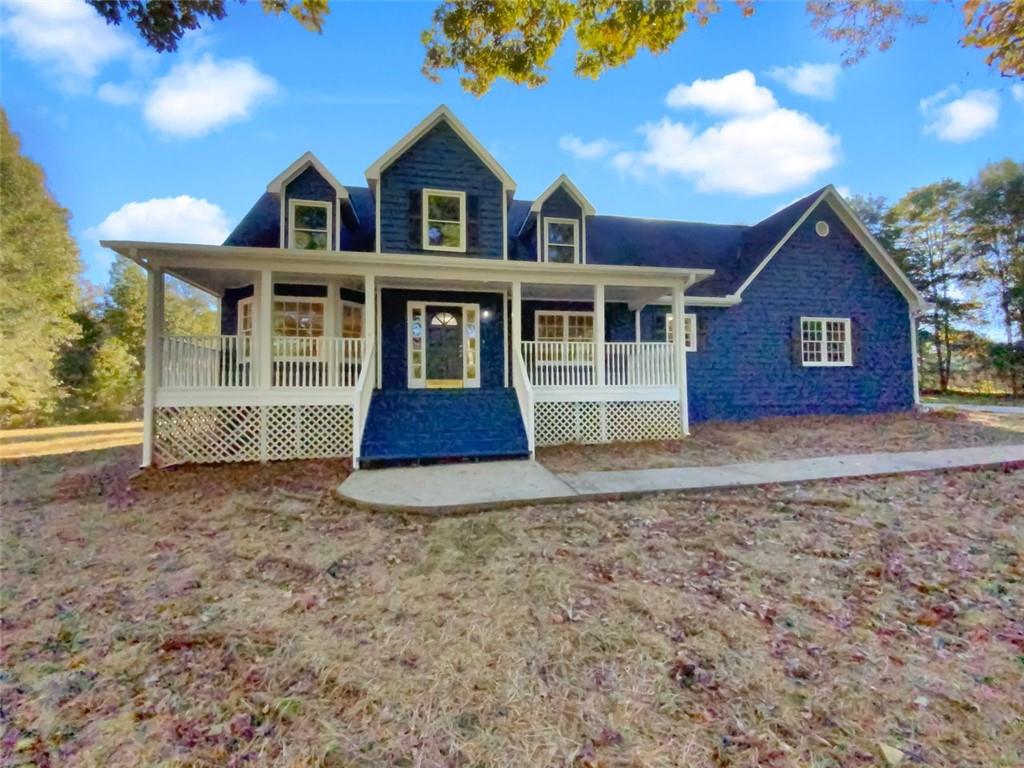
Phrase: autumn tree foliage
[{"left": 0, "top": 110, "right": 82, "bottom": 427}]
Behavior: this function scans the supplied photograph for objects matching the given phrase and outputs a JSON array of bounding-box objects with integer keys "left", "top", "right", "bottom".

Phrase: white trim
[
  {"left": 406, "top": 301, "right": 482, "bottom": 388},
  {"left": 672, "top": 287, "right": 689, "bottom": 435},
  {"left": 365, "top": 105, "right": 516, "bottom": 191},
  {"left": 735, "top": 186, "right": 927, "bottom": 312},
  {"left": 502, "top": 288, "right": 509, "bottom": 387},
  {"left": 267, "top": 151, "right": 349, "bottom": 198},
  {"left": 156, "top": 388, "right": 357, "bottom": 408},
  {"left": 685, "top": 294, "right": 742, "bottom": 307},
  {"left": 533, "top": 386, "right": 680, "bottom": 403},
  {"left": 799, "top": 316, "right": 853, "bottom": 367},
  {"left": 910, "top": 308, "right": 921, "bottom": 405},
  {"left": 666, "top": 312, "right": 698, "bottom": 352},
  {"left": 287, "top": 199, "right": 333, "bottom": 251},
  {"left": 374, "top": 186, "right": 382, "bottom": 254},
  {"left": 421, "top": 188, "right": 467, "bottom": 253},
  {"left": 542, "top": 216, "right": 580, "bottom": 264},
  {"left": 529, "top": 174, "right": 596, "bottom": 216}
]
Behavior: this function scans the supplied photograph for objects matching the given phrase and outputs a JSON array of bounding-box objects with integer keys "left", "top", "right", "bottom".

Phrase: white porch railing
[
  {"left": 351, "top": 335, "right": 376, "bottom": 468},
  {"left": 159, "top": 336, "right": 365, "bottom": 389},
  {"left": 605, "top": 342, "right": 677, "bottom": 387},
  {"left": 521, "top": 341, "right": 597, "bottom": 387},
  {"left": 271, "top": 337, "right": 364, "bottom": 388},
  {"left": 512, "top": 343, "right": 536, "bottom": 455},
  {"left": 521, "top": 340, "right": 677, "bottom": 388},
  {"left": 161, "top": 336, "right": 252, "bottom": 388}
]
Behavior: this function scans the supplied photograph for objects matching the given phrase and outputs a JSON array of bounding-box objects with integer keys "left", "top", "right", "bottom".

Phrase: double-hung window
[
  {"left": 800, "top": 317, "right": 852, "bottom": 366},
  {"left": 237, "top": 297, "right": 254, "bottom": 358},
  {"left": 543, "top": 218, "right": 579, "bottom": 263},
  {"left": 422, "top": 189, "right": 466, "bottom": 252},
  {"left": 535, "top": 310, "right": 594, "bottom": 363},
  {"left": 665, "top": 313, "right": 697, "bottom": 352},
  {"left": 273, "top": 297, "right": 326, "bottom": 359},
  {"left": 289, "top": 200, "right": 332, "bottom": 250}
]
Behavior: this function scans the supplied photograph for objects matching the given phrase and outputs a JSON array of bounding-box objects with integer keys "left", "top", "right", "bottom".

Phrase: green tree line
[
  {"left": 0, "top": 110, "right": 215, "bottom": 427},
  {"left": 852, "top": 159, "right": 1024, "bottom": 395}
]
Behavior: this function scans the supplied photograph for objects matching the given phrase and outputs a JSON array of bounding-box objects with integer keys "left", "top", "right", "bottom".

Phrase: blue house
[{"left": 102, "top": 105, "right": 927, "bottom": 469}]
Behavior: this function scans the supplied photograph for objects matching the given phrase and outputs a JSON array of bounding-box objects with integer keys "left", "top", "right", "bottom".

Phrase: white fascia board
[
  {"left": 98, "top": 240, "right": 713, "bottom": 288},
  {"left": 529, "top": 174, "right": 596, "bottom": 216},
  {"left": 267, "top": 151, "right": 349, "bottom": 199},
  {"left": 363, "top": 105, "right": 516, "bottom": 191}
]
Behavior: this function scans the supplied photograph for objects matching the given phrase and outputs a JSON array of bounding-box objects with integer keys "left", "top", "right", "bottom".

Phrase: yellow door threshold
[{"left": 425, "top": 379, "right": 464, "bottom": 389}]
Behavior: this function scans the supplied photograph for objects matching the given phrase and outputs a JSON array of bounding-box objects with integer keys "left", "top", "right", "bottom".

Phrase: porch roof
[{"left": 100, "top": 241, "right": 715, "bottom": 297}]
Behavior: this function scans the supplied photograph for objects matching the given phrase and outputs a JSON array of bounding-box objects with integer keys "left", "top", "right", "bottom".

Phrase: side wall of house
[
  {"left": 379, "top": 122, "right": 504, "bottom": 258},
  {"left": 686, "top": 205, "right": 915, "bottom": 423}
]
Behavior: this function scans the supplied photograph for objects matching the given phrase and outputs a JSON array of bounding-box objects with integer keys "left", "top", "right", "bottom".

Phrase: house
[{"left": 101, "top": 105, "right": 927, "bottom": 469}]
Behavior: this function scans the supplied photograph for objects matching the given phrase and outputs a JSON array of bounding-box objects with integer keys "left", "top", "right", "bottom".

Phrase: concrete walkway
[
  {"left": 336, "top": 443, "right": 1024, "bottom": 513},
  {"left": 922, "top": 402, "right": 1024, "bottom": 415}
]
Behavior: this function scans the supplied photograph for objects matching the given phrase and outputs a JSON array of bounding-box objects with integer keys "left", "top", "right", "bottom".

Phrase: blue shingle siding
[
  {"left": 687, "top": 206, "right": 914, "bottom": 423},
  {"left": 379, "top": 123, "right": 505, "bottom": 258},
  {"left": 380, "top": 289, "right": 506, "bottom": 389},
  {"left": 284, "top": 166, "right": 337, "bottom": 249}
]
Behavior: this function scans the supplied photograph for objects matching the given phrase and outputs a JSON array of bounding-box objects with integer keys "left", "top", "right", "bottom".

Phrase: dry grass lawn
[
  {"left": 0, "top": 422, "right": 142, "bottom": 460},
  {"left": 2, "top": 436, "right": 1023, "bottom": 766},
  {"left": 539, "top": 410, "right": 1024, "bottom": 472}
]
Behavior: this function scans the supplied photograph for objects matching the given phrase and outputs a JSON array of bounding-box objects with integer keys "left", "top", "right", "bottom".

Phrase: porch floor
[{"left": 336, "top": 443, "right": 1024, "bottom": 513}]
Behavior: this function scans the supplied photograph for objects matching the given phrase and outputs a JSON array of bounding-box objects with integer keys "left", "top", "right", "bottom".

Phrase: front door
[{"left": 425, "top": 306, "right": 463, "bottom": 387}]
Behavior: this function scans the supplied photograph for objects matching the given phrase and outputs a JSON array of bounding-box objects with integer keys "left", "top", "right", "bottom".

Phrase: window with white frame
[
  {"left": 544, "top": 217, "right": 579, "bottom": 263},
  {"left": 666, "top": 313, "right": 697, "bottom": 351},
  {"left": 800, "top": 317, "right": 852, "bottom": 366},
  {"left": 289, "top": 200, "right": 332, "bottom": 250},
  {"left": 340, "top": 301, "right": 363, "bottom": 338},
  {"left": 237, "top": 297, "right": 253, "bottom": 337},
  {"left": 422, "top": 189, "right": 466, "bottom": 251},
  {"left": 535, "top": 310, "right": 594, "bottom": 363},
  {"left": 274, "top": 297, "right": 325, "bottom": 358}
]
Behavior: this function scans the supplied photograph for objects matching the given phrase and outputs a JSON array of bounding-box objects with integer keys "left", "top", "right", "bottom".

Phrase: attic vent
[{"left": 815, "top": 220, "right": 830, "bottom": 237}]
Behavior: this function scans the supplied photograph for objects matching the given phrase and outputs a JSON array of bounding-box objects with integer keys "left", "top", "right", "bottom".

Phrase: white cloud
[
  {"left": 613, "top": 109, "right": 840, "bottom": 196},
  {"left": 665, "top": 70, "right": 777, "bottom": 116},
  {"left": 87, "top": 196, "right": 230, "bottom": 245},
  {"left": 920, "top": 87, "right": 999, "bottom": 142},
  {"left": 1012, "top": 84, "right": 1024, "bottom": 104},
  {"left": 97, "top": 81, "right": 141, "bottom": 106},
  {"left": 558, "top": 135, "right": 618, "bottom": 159},
  {"left": 143, "top": 54, "right": 277, "bottom": 138},
  {"left": 0, "top": 0, "right": 139, "bottom": 89},
  {"left": 766, "top": 62, "right": 841, "bottom": 100}
]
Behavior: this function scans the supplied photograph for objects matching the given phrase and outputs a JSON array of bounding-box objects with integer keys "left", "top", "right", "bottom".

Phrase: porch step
[{"left": 358, "top": 389, "right": 529, "bottom": 467}]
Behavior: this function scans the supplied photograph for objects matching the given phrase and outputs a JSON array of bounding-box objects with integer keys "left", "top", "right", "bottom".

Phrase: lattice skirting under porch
[
  {"left": 534, "top": 400, "right": 682, "bottom": 447},
  {"left": 153, "top": 404, "right": 354, "bottom": 466}
]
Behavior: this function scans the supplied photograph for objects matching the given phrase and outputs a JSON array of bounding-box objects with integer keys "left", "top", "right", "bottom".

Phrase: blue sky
[{"left": 2, "top": 0, "right": 1021, "bottom": 286}]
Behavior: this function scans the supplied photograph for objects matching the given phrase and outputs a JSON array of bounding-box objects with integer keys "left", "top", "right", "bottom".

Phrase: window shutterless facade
[
  {"left": 288, "top": 200, "right": 332, "bottom": 250},
  {"left": 543, "top": 217, "right": 579, "bottom": 263},
  {"left": 666, "top": 313, "right": 697, "bottom": 351},
  {"left": 800, "top": 317, "right": 852, "bottom": 366},
  {"left": 422, "top": 189, "right": 466, "bottom": 252}
]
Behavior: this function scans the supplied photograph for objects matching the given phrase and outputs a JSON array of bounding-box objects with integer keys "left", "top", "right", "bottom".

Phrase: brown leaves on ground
[
  {"left": 2, "top": 435, "right": 1023, "bottom": 766},
  {"left": 538, "top": 409, "right": 1024, "bottom": 472}
]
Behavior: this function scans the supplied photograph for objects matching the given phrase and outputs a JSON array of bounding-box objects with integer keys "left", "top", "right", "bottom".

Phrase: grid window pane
[
  {"left": 294, "top": 230, "right": 328, "bottom": 250},
  {"left": 567, "top": 314, "right": 594, "bottom": 340},
  {"left": 274, "top": 300, "right": 325, "bottom": 339},
  {"left": 537, "top": 314, "right": 565, "bottom": 340},
  {"left": 341, "top": 303, "right": 363, "bottom": 338},
  {"left": 425, "top": 192, "right": 463, "bottom": 250},
  {"left": 293, "top": 204, "right": 327, "bottom": 230},
  {"left": 547, "top": 221, "right": 575, "bottom": 245},
  {"left": 427, "top": 195, "right": 461, "bottom": 221},
  {"left": 801, "top": 318, "right": 850, "bottom": 365}
]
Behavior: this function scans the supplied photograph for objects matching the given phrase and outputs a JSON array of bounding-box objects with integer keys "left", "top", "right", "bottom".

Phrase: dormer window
[
  {"left": 289, "top": 200, "right": 332, "bottom": 250},
  {"left": 544, "top": 217, "right": 579, "bottom": 263},
  {"left": 422, "top": 189, "right": 466, "bottom": 252}
]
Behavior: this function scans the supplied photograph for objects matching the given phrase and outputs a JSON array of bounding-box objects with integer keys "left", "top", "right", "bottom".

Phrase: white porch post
[
  {"left": 142, "top": 266, "right": 164, "bottom": 468},
  {"left": 257, "top": 269, "right": 273, "bottom": 388},
  {"left": 672, "top": 284, "right": 689, "bottom": 436},
  {"left": 594, "top": 283, "right": 606, "bottom": 387},
  {"left": 363, "top": 273, "right": 376, "bottom": 387},
  {"left": 511, "top": 280, "right": 522, "bottom": 360}
]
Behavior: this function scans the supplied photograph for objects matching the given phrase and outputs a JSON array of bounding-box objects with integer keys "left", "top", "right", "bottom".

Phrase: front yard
[
  {"left": 539, "top": 409, "right": 1024, "bottom": 472},
  {"left": 2, "top": 426, "right": 1022, "bottom": 766}
]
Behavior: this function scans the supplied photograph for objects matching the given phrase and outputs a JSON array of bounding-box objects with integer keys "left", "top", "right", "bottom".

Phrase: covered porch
[{"left": 108, "top": 241, "right": 711, "bottom": 467}]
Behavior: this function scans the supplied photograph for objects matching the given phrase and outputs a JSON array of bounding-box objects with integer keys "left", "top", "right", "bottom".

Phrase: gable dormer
[
  {"left": 527, "top": 175, "right": 595, "bottom": 264},
  {"left": 365, "top": 105, "right": 515, "bottom": 259},
  {"left": 268, "top": 151, "right": 354, "bottom": 251}
]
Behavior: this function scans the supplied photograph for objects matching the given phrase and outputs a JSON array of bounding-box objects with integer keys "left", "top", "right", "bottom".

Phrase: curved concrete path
[
  {"left": 921, "top": 402, "right": 1024, "bottom": 415},
  {"left": 336, "top": 443, "right": 1024, "bottom": 514}
]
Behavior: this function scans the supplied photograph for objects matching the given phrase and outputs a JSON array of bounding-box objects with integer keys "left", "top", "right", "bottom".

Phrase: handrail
[
  {"left": 521, "top": 340, "right": 676, "bottom": 388},
  {"left": 512, "top": 343, "right": 535, "bottom": 457},
  {"left": 351, "top": 334, "right": 376, "bottom": 468}
]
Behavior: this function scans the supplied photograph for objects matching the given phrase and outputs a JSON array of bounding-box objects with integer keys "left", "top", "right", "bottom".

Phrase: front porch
[{"left": 126, "top": 244, "right": 710, "bottom": 467}]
